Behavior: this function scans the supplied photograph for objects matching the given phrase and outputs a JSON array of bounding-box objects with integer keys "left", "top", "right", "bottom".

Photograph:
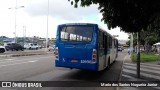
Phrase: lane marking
[
  {"left": 0, "top": 59, "right": 36, "bottom": 64},
  {"left": 124, "top": 65, "right": 160, "bottom": 74},
  {"left": 123, "top": 68, "right": 160, "bottom": 80},
  {"left": 0, "top": 60, "right": 38, "bottom": 67},
  {"left": 0, "top": 56, "right": 54, "bottom": 64},
  {"left": 124, "top": 63, "right": 160, "bottom": 67},
  {"left": 122, "top": 74, "right": 146, "bottom": 81},
  {"left": 5, "top": 59, "right": 13, "bottom": 60},
  {"left": 28, "top": 60, "right": 38, "bottom": 62},
  {"left": 0, "top": 59, "right": 14, "bottom": 61},
  {"left": 124, "top": 63, "right": 160, "bottom": 71}
]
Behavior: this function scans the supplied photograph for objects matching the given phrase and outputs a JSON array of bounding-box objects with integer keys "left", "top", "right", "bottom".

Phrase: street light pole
[
  {"left": 8, "top": 0, "right": 24, "bottom": 43},
  {"left": 130, "top": 33, "right": 133, "bottom": 55},
  {"left": 137, "top": 32, "right": 140, "bottom": 78},
  {"left": 14, "top": 0, "right": 17, "bottom": 43},
  {"left": 23, "top": 25, "right": 26, "bottom": 46},
  {"left": 46, "top": 0, "right": 49, "bottom": 51}
]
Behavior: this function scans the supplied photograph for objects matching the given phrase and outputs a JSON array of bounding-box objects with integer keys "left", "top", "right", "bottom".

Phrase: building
[{"left": 0, "top": 36, "right": 56, "bottom": 48}]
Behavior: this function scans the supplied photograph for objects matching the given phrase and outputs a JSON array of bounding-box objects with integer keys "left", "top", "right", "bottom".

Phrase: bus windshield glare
[{"left": 60, "top": 26, "right": 93, "bottom": 42}]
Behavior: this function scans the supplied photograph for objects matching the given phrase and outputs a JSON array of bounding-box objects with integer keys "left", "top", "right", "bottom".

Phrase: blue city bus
[{"left": 55, "top": 23, "right": 118, "bottom": 71}]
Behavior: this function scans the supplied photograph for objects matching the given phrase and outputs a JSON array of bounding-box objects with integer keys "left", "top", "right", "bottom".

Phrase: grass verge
[{"left": 131, "top": 52, "right": 159, "bottom": 62}]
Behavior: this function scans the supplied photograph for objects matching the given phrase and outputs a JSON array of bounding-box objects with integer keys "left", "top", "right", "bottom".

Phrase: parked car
[
  {"left": 37, "top": 44, "right": 42, "bottom": 49},
  {"left": 24, "top": 43, "right": 39, "bottom": 50},
  {"left": 5, "top": 43, "right": 24, "bottom": 51},
  {"left": 48, "top": 45, "right": 55, "bottom": 53},
  {"left": 0, "top": 46, "right": 5, "bottom": 53}
]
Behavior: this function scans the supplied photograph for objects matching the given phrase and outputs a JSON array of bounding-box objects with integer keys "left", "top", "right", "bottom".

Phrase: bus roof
[
  {"left": 59, "top": 23, "right": 97, "bottom": 26},
  {"left": 98, "top": 25, "right": 117, "bottom": 40}
]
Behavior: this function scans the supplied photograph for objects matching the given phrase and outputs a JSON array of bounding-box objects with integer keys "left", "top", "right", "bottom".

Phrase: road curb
[
  {"left": 119, "top": 54, "right": 130, "bottom": 81},
  {"left": 116, "top": 53, "right": 130, "bottom": 90},
  {"left": 0, "top": 52, "right": 53, "bottom": 58}
]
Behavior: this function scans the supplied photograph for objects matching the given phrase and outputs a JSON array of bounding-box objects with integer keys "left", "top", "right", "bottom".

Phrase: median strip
[{"left": 0, "top": 52, "right": 54, "bottom": 58}]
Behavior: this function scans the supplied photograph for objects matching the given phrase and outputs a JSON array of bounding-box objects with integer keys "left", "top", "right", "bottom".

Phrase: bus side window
[
  {"left": 107, "top": 36, "right": 109, "bottom": 48},
  {"left": 108, "top": 36, "right": 112, "bottom": 48},
  {"left": 114, "top": 39, "right": 117, "bottom": 48},
  {"left": 103, "top": 33, "right": 105, "bottom": 48},
  {"left": 113, "top": 39, "right": 115, "bottom": 48},
  {"left": 110, "top": 37, "right": 112, "bottom": 48},
  {"left": 98, "top": 30, "right": 104, "bottom": 49}
]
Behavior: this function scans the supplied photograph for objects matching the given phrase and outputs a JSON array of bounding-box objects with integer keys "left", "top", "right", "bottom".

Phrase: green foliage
[
  {"left": 126, "top": 33, "right": 137, "bottom": 47},
  {"left": 126, "top": 40, "right": 130, "bottom": 46},
  {"left": 127, "top": 29, "right": 159, "bottom": 48},
  {"left": 69, "top": 0, "right": 160, "bottom": 33},
  {"left": 132, "top": 52, "right": 158, "bottom": 62}
]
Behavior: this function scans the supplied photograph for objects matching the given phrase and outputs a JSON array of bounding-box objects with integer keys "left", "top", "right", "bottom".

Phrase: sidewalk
[{"left": 119, "top": 54, "right": 160, "bottom": 90}]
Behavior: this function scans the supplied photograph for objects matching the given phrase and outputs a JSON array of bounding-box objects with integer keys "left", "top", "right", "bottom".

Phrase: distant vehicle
[
  {"left": 140, "top": 48, "right": 144, "bottom": 52},
  {"left": 48, "top": 45, "right": 55, "bottom": 53},
  {"left": 33, "top": 43, "right": 42, "bottom": 49},
  {"left": 0, "top": 46, "right": 5, "bottom": 53},
  {"left": 55, "top": 23, "right": 118, "bottom": 71},
  {"left": 48, "top": 45, "right": 55, "bottom": 51},
  {"left": 5, "top": 43, "right": 24, "bottom": 51},
  {"left": 118, "top": 47, "right": 123, "bottom": 51},
  {"left": 24, "top": 43, "right": 39, "bottom": 50},
  {"left": 121, "top": 47, "right": 124, "bottom": 50},
  {"left": 37, "top": 44, "right": 42, "bottom": 49}
]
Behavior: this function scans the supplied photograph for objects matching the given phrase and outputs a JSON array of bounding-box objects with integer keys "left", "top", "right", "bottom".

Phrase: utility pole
[
  {"left": 8, "top": 0, "right": 24, "bottom": 43},
  {"left": 23, "top": 25, "right": 26, "bottom": 46},
  {"left": 137, "top": 32, "right": 140, "bottom": 78},
  {"left": 14, "top": 0, "right": 17, "bottom": 43},
  {"left": 46, "top": 0, "right": 49, "bottom": 51},
  {"left": 130, "top": 33, "right": 133, "bottom": 55}
]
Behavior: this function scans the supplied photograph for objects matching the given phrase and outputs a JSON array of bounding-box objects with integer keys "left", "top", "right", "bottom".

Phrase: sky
[{"left": 0, "top": 0, "right": 129, "bottom": 40}]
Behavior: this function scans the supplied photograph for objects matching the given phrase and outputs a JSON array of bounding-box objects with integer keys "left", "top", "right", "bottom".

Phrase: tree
[
  {"left": 140, "top": 29, "right": 158, "bottom": 53},
  {"left": 69, "top": 0, "right": 160, "bottom": 78},
  {"left": 128, "top": 31, "right": 159, "bottom": 53},
  {"left": 126, "top": 33, "right": 137, "bottom": 47},
  {"left": 69, "top": 0, "right": 160, "bottom": 32}
]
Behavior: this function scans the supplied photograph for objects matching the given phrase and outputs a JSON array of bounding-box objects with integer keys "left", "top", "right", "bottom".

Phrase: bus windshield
[{"left": 60, "top": 26, "right": 93, "bottom": 42}]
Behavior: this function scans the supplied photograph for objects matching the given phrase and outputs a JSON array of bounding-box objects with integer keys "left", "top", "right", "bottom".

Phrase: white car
[
  {"left": 24, "top": 43, "right": 39, "bottom": 50},
  {"left": 48, "top": 45, "right": 55, "bottom": 53},
  {"left": 0, "top": 46, "right": 5, "bottom": 53}
]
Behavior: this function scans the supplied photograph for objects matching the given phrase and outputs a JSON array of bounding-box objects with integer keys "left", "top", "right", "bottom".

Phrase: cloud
[{"left": 25, "top": 0, "right": 100, "bottom": 21}]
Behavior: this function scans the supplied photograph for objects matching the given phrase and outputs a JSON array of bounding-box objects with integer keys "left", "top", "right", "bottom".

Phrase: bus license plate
[{"left": 71, "top": 60, "right": 78, "bottom": 62}]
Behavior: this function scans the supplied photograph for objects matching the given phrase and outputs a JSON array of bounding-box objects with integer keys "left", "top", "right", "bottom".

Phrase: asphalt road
[
  {"left": 0, "top": 48, "right": 47, "bottom": 55},
  {"left": 0, "top": 50, "right": 127, "bottom": 90}
]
